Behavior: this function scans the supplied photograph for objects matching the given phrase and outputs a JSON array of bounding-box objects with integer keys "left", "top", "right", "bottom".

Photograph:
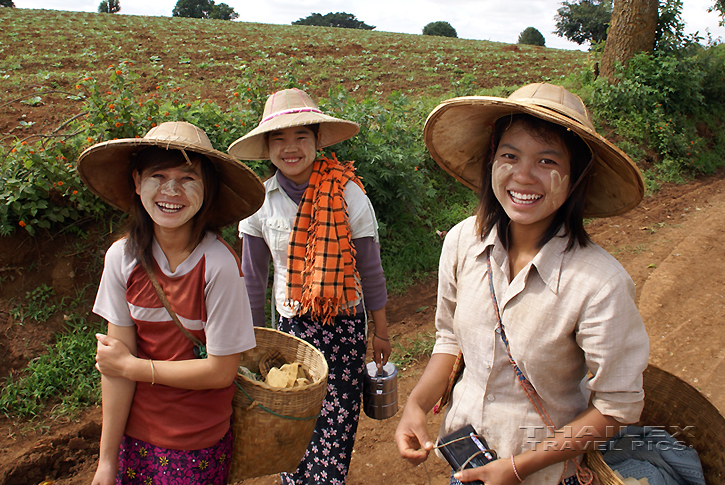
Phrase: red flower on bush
[{"left": 19, "top": 221, "right": 26, "bottom": 227}]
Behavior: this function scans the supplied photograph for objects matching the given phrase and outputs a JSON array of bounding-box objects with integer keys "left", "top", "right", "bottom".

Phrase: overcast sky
[{"left": 13, "top": 0, "right": 725, "bottom": 51}]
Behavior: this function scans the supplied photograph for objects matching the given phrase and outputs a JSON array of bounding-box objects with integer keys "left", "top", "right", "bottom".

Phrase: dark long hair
[
  {"left": 125, "top": 147, "right": 220, "bottom": 267},
  {"left": 476, "top": 114, "right": 593, "bottom": 251}
]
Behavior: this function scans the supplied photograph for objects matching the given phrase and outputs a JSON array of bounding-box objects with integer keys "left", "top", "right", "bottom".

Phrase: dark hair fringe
[
  {"left": 262, "top": 123, "right": 321, "bottom": 179},
  {"left": 476, "top": 114, "right": 593, "bottom": 252},
  {"left": 124, "top": 147, "right": 220, "bottom": 267}
]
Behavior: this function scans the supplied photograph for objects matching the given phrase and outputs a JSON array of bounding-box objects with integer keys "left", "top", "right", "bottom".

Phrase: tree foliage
[
  {"left": 0, "top": 0, "right": 15, "bottom": 7},
  {"left": 210, "top": 3, "right": 237, "bottom": 20},
  {"left": 97, "top": 0, "right": 120, "bottom": 14},
  {"left": 292, "top": 12, "right": 375, "bottom": 30},
  {"left": 422, "top": 21, "right": 458, "bottom": 38},
  {"left": 709, "top": 0, "right": 725, "bottom": 25},
  {"left": 172, "top": 0, "right": 237, "bottom": 20},
  {"left": 554, "top": 0, "right": 611, "bottom": 45},
  {"left": 518, "top": 27, "right": 546, "bottom": 46}
]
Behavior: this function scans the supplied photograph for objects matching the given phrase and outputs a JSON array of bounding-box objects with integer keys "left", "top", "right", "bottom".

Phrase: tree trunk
[{"left": 600, "top": 0, "right": 658, "bottom": 82}]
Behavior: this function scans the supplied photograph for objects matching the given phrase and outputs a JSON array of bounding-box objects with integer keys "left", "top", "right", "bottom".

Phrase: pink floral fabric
[{"left": 116, "top": 427, "right": 232, "bottom": 484}]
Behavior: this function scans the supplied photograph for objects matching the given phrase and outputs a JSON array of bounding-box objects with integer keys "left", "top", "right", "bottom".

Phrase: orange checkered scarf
[{"left": 285, "top": 154, "right": 365, "bottom": 326}]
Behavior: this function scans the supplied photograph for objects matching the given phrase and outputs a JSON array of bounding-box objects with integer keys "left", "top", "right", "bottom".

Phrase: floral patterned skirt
[
  {"left": 278, "top": 311, "right": 367, "bottom": 485},
  {"left": 116, "top": 426, "right": 232, "bottom": 484}
]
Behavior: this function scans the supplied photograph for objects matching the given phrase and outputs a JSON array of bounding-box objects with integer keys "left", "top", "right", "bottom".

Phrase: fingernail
[
  {"left": 453, "top": 472, "right": 462, "bottom": 479},
  {"left": 95, "top": 333, "right": 103, "bottom": 338}
]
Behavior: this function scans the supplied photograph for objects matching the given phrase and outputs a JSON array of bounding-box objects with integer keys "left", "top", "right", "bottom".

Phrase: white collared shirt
[{"left": 434, "top": 216, "right": 649, "bottom": 484}]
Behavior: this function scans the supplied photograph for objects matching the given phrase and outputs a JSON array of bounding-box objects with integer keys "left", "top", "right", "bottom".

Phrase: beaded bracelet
[{"left": 511, "top": 455, "right": 523, "bottom": 482}]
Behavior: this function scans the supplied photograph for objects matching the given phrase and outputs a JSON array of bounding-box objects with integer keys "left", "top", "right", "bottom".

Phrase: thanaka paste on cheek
[
  {"left": 139, "top": 177, "right": 161, "bottom": 203},
  {"left": 138, "top": 175, "right": 204, "bottom": 229},
  {"left": 491, "top": 159, "right": 514, "bottom": 204},
  {"left": 545, "top": 171, "right": 569, "bottom": 210}
]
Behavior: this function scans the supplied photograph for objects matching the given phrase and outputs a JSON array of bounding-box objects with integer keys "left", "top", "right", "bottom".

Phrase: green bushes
[
  {"left": 1, "top": 63, "right": 467, "bottom": 289},
  {"left": 586, "top": 45, "right": 725, "bottom": 183},
  {"left": 422, "top": 21, "right": 457, "bottom": 38},
  {"left": 518, "top": 27, "right": 546, "bottom": 46}
]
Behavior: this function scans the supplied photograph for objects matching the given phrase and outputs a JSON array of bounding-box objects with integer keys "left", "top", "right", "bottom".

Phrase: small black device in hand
[{"left": 437, "top": 424, "right": 497, "bottom": 485}]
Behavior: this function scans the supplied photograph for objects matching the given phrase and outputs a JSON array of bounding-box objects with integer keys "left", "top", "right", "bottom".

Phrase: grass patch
[
  {"left": 389, "top": 331, "right": 436, "bottom": 368},
  {"left": 1, "top": 285, "right": 103, "bottom": 418}
]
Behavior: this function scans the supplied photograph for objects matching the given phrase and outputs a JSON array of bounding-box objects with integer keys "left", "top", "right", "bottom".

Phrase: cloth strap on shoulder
[{"left": 143, "top": 262, "right": 207, "bottom": 359}]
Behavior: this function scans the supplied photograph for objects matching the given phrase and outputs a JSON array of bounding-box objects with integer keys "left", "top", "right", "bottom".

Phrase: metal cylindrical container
[{"left": 363, "top": 361, "right": 399, "bottom": 420}]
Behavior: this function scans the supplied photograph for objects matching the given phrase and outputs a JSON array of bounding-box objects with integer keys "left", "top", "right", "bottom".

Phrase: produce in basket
[{"left": 266, "top": 362, "right": 311, "bottom": 388}]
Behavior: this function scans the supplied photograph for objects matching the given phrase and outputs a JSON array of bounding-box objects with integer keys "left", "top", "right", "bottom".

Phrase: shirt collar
[
  {"left": 531, "top": 228, "right": 569, "bottom": 295},
  {"left": 476, "top": 222, "right": 570, "bottom": 295}
]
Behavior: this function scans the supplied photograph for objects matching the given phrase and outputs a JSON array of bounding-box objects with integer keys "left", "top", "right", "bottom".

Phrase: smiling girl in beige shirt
[{"left": 395, "top": 84, "right": 649, "bottom": 485}]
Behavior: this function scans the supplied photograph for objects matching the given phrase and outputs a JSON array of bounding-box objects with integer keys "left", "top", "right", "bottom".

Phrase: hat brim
[
  {"left": 78, "top": 138, "right": 265, "bottom": 227},
  {"left": 227, "top": 111, "right": 360, "bottom": 160},
  {"left": 424, "top": 96, "right": 644, "bottom": 218}
]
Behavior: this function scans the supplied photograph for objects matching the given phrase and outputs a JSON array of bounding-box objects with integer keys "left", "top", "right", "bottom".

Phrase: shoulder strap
[
  {"left": 486, "top": 247, "right": 593, "bottom": 485},
  {"left": 143, "top": 262, "right": 207, "bottom": 358},
  {"left": 486, "top": 247, "right": 556, "bottom": 431}
]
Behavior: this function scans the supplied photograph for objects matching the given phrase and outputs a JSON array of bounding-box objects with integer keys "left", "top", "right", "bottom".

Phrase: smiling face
[
  {"left": 491, "top": 121, "right": 571, "bottom": 238},
  {"left": 267, "top": 125, "right": 320, "bottom": 184},
  {"left": 133, "top": 162, "right": 205, "bottom": 230}
]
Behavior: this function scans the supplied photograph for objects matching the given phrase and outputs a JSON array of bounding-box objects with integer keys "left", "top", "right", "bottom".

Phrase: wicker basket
[
  {"left": 587, "top": 364, "right": 725, "bottom": 484},
  {"left": 228, "top": 327, "right": 328, "bottom": 483}
]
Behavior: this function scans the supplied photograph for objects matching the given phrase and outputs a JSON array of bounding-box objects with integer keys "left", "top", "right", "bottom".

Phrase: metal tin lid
[{"left": 365, "top": 361, "right": 397, "bottom": 379}]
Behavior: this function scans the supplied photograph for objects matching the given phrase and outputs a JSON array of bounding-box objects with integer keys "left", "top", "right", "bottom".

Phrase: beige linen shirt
[{"left": 434, "top": 216, "right": 649, "bottom": 484}]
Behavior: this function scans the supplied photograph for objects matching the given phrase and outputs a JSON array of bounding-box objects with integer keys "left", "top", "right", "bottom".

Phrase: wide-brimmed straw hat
[
  {"left": 78, "top": 121, "right": 265, "bottom": 227},
  {"left": 227, "top": 88, "right": 359, "bottom": 160},
  {"left": 424, "top": 83, "right": 644, "bottom": 218}
]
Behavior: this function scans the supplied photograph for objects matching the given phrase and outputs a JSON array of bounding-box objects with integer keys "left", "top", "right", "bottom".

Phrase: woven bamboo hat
[
  {"left": 424, "top": 83, "right": 644, "bottom": 218},
  {"left": 227, "top": 88, "right": 359, "bottom": 160},
  {"left": 78, "top": 121, "right": 265, "bottom": 227}
]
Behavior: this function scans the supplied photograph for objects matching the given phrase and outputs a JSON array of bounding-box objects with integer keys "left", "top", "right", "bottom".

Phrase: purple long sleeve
[
  {"left": 354, "top": 236, "right": 388, "bottom": 311},
  {"left": 241, "top": 233, "right": 271, "bottom": 327}
]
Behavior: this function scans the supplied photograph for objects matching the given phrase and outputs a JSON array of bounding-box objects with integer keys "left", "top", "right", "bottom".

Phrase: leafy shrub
[
  {"left": 293, "top": 12, "right": 375, "bottom": 30},
  {"left": 422, "top": 21, "right": 457, "bottom": 38},
  {"left": 97, "top": 0, "right": 120, "bottom": 14},
  {"left": 1, "top": 62, "right": 464, "bottom": 288},
  {"left": 0, "top": 60, "right": 278, "bottom": 236},
  {"left": 587, "top": 45, "right": 725, "bottom": 181},
  {"left": 172, "top": 0, "right": 237, "bottom": 20},
  {"left": 518, "top": 27, "right": 546, "bottom": 46}
]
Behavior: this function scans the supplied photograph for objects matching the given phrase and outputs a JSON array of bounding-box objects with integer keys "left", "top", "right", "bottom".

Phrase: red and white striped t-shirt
[{"left": 93, "top": 232, "right": 255, "bottom": 450}]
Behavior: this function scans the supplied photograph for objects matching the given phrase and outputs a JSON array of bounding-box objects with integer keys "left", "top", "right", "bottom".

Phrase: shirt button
[
  {"left": 486, "top": 363, "right": 491, "bottom": 369},
  {"left": 487, "top": 394, "right": 495, "bottom": 402}
]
